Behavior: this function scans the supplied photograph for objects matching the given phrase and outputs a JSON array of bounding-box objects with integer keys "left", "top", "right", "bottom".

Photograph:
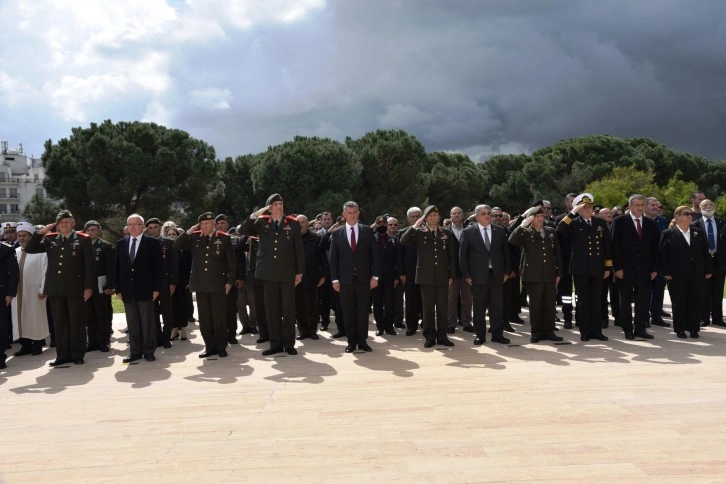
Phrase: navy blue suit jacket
[{"left": 115, "top": 234, "right": 163, "bottom": 301}]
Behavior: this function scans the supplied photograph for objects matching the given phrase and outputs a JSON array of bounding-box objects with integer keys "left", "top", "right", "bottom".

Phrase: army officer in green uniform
[
  {"left": 400, "top": 205, "right": 456, "bottom": 348},
  {"left": 173, "top": 212, "right": 236, "bottom": 358},
  {"left": 26, "top": 210, "right": 95, "bottom": 366}
]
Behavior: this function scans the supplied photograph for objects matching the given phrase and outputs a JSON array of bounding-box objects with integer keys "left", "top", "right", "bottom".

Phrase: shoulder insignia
[
  {"left": 216, "top": 231, "right": 229, "bottom": 236},
  {"left": 259, "top": 215, "right": 271, "bottom": 220},
  {"left": 562, "top": 215, "right": 572, "bottom": 225},
  {"left": 0, "top": 241, "right": 12, "bottom": 248},
  {"left": 46, "top": 232, "right": 59, "bottom": 237},
  {"left": 285, "top": 215, "right": 297, "bottom": 222},
  {"left": 76, "top": 231, "right": 90, "bottom": 237},
  {"left": 192, "top": 230, "right": 202, "bottom": 234}
]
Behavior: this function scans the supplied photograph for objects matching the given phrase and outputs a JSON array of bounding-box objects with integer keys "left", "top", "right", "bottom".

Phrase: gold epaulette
[{"left": 604, "top": 260, "right": 613, "bottom": 267}]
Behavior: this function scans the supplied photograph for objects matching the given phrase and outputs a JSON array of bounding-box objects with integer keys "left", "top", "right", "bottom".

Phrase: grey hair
[
  {"left": 343, "top": 201, "right": 359, "bottom": 211},
  {"left": 474, "top": 204, "right": 492, "bottom": 215},
  {"left": 628, "top": 194, "right": 646, "bottom": 205},
  {"left": 407, "top": 206, "right": 422, "bottom": 218}
]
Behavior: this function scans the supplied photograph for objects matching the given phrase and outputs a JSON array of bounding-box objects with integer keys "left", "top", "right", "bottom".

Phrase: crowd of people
[{"left": 0, "top": 189, "right": 723, "bottom": 371}]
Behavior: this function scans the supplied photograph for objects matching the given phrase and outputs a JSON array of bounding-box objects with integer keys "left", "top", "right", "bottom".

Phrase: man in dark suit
[
  {"left": 174, "top": 212, "right": 237, "bottom": 357},
  {"left": 116, "top": 214, "right": 163, "bottom": 362},
  {"left": 0, "top": 238, "right": 18, "bottom": 370},
  {"left": 446, "top": 206, "right": 473, "bottom": 334},
  {"left": 295, "top": 214, "right": 326, "bottom": 340},
  {"left": 400, "top": 205, "right": 456, "bottom": 348},
  {"left": 510, "top": 205, "right": 564, "bottom": 343},
  {"left": 691, "top": 198, "right": 726, "bottom": 327},
  {"left": 372, "top": 215, "right": 398, "bottom": 336},
  {"left": 397, "top": 207, "right": 422, "bottom": 336},
  {"left": 645, "top": 197, "right": 671, "bottom": 328},
  {"left": 556, "top": 193, "right": 612, "bottom": 342},
  {"left": 83, "top": 220, "right": 115, "bottom": 353},
  {"left": 611, "top": 194, "right": 660, "bottom": 340},
  {"left": 239, "top": 194, "right": 304, "bottom": 356},
  {"left": 328, "top": 201, "right": 380, "bottom": 353},
  {"left": 459, "top": 204, "right": 511, "bottom": 345},
  {"left": 26, "top": 210, "right": 95, "bottom": 366},
  {"left": 554, "top": 194, "right": 576, "bottom": 329},
  {"left": 144, "top": 217, "right": 178, "bottom": 349}
]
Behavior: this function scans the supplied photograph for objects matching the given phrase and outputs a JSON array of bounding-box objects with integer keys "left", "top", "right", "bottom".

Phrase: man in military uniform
[
  {"left": 509, "top": 206, "right": 564, "bottom": 343},
  {"left": 3, "top": 222, "right": 19, "bottom": 249},
  {"left": 145, "top": 217, "right": 178, "bottom": 349},
  {"left": 216, "top": 214, "right": 241, "bottom": 344},
  {"left": 83, "top": 220, "right": 115, "bottom": 352},
  {"left": 26, "top": 210, "right": 95, "bottom": 366},
  {"left": 556, "top": 193, "right": 612, "bottom": 341},
  {"left": 397, "top": 207, "right": 423, "bottom": 336},
  {"left": 173, "top": 212, "right": 236, "bottom": 358},
  {"left": 239, "top": 194, "right": 304, "bottom": 356},
  {"left": 400, "top": 205, "right": 456, "bottom": 348}
]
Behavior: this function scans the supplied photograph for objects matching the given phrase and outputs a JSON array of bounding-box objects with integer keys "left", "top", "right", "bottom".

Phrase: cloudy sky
[{"left": 1, "top": 0, "right": 725, "bottom": 162}]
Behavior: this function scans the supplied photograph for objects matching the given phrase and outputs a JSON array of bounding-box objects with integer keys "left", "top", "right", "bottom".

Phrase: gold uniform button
[
  {"left": 58, "top": 262, "right": 62, "bottom": 266},
  {"left": 204, "top": 268, "right": 208, "bottom": 271},
  {"left": 58, "top": 270, "right": 62, "bottom": 274}
]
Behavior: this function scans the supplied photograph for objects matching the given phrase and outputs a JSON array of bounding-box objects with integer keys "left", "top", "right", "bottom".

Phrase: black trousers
[
  {"left": 526, "top": 281, "right": 556, "bottom": 338},
  {"left": 573, "top": 274, "right": 604, "bottom": 337},
  {"left": 508, "top": 274, "right": 522, "bottom": 321},
  {"left": 295, "top": 285, "right": 318, "bottom": 337},
  {"left": 650, "top": 273, "right": 666, "bottom": 319},
  {"left": 318, "top": 279, "right": 333, "bottom": 325},
  {"left": 254, "top": 283, "right": 268, "bottom": 339},
  {"left": 49, "top": 296, "right": 87, "bottom": 361},
  {"left": 196, "top": 292, "right": 228, "bottom": 353},
  {"left": 618, "top": 280, "right": 651, "bottom": 333},
  {"left": 340, "top": 280, "right": 371, "bottom": 346},
  {"left": 237, "top": 282, "right": 256, "bottom": 328},
  {"left": 471, "top": 276, "right": 504, "bottom": 338},
  {"left": 0, "top": 304, "right": 9, "bottom": 362},
  {"left": 668, "top": 273, "right": 706, "bottom": 333},
  {"left": 420, "top": 284, "right": 448, "bottom": 342},
  {"left": 226, "top": 286, "right": 238, "bottom": 338},
  {"left": 701, "top": 262, "right": 725, "bottom": 324},
  {"left": 154, "top": 286, "right": 174, "bottom": 345},
  {"left": 557, "top": 273, "right": 574, "bottom": 322},
  {"left": 263, "top": 281, "right": 296, "bottom": 350},
  {"left": 124, "top": 299, "right": 156, "bottom": 357},
  {"left": 372, "top": 278, "right": 395, "bottom": 331},
  {"left": 402, "top": 277, "right": 421, "bottom": 331},
  {"left": 87, "top": 293, "right": 112, "bottom": 347}
]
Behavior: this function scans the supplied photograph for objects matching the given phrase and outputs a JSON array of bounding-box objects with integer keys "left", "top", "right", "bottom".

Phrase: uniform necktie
[
  {"left": 707, "top": 218, "right": 716, "bottom": 252},
  {"left": 635, "top": 218, "right": 642, "bottom": 239},
  {"left": 587, "top": 219, "right": 591, "bottom": 227},
  {"left": 61, "top": 236, "right": 67, "bottom": 245},
  {"left": 274, "top": 220, "right": 279, "bottom": 231},
  {"left": 483, "top": 227, "right": 491, "bottom": 250},
  {"left": 129, "top": 237, "right": 137, "bottom": 264},
  {"left": 350, "top": 227, "right": 357, "bottom": 252},
  {"left": 204, "top": 235, "right": 210, "bottom": 247}
]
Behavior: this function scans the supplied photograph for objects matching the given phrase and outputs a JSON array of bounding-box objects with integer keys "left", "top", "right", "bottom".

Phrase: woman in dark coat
[
  {"left": 660, "top": 206, "right": 712, "bottom": 338},
  {"left": 167, "top": 227, "right": 193, "bottom": 340}
]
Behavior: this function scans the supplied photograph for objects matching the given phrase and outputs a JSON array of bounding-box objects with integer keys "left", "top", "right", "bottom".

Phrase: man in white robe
[{"left": 12, "top": 222, "right": 49, "bottom": 356}]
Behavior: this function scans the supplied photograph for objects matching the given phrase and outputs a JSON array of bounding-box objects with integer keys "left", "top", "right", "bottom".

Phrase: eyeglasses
[{"left": 680, "top": 212, "right": 693, "bottom": 216}]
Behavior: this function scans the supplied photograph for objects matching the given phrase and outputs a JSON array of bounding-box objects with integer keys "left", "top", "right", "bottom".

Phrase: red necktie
[
  {"left": 350, "top": 227, "right": 357, "bottom": 252},
  {"left": 635, "top": 218, "right": 642, "bottom": 239}
]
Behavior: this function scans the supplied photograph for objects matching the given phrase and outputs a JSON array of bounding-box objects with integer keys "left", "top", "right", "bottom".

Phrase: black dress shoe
[
  {"left": 491, "top": 335, "right": 510, "bottom": 344},
  {"left": 700, "top": 320, "right": 710, "bottom": 327},
  {"left": 144, "top": 354, "right": 156, "bottom": 362},
  {"left": 296, "top": 335, "right": 309, "bottom": 340},
  {"left": 13, "top": 347, "right": 33, "bottom": 357},
  {"left": 49, "top": 357, "right": 72, "bottom": 367},
  {"left": 99, "top": 344, "right": 110, "bottom": 352},
  {"left": 375, "top": 330, "right": 384, "bottom": 336},
  {"left": 602, "top": 320, "right": 609, "bottom": 329},
  {"left": 199, "top": 350, "right": 218, "bottom": 358},
  {"left": 85, "top": 345, "right": 100, "bottom": 352},
  {"left": 383, "top": 328, "right": 396, "bottom": 335},
  {"left": 261, "top": 347, "right": 283, "bottom": 356},
  {"left": 563, "top": 321, "right": 573, "bottom": 329},
  {"left": 285, "top": 347, "right": 298, "bottom": 355},
  {"left": 332, "top": 331, "right": 346, "bottom": 338},
  {"left": 530, "top": 336, "right": 541, "bottom": 343},
  {"left": 358, "top": 343, "right": 373, "bottom": 352},
  {"left": 462, "top": 324, "right": 475, "bottom": 333},
  {"left": 218, "top": 350, "right": 228, "bottom": 357},
  {"left": 592, "top": 334, "right": 608, "bottom": 341},
  {"left": 309, "top": 334, "right": 320, "bottom": 340},
  {"left": 503, "top": 323, "right": 515, "bottom": 332},
  {"left": 0, "top": 359, "right": 6, "bottom": 370},
  {"left": 32, "top": 348, "right": 43, "bottom": 356},
  {"left": 394, "top": 322, "right": 406, "bottom": 329},
  {"left": 511, "top": 317, "right": 525, "bottom": 324},
  {"left": 163, "top": 341, "right": 172, "bottom": 349},
  {"left": 580, "top": 336, "right": 590, "bottom": 342},
  {"left": 123, "top": 354, "right": 142, "bottom": 363},
  {"left": 345, "top": 344, "right": 356, "bottom": 353},
  {"left": 676, "top": 331, "right": 687, "bottom": 339},
  {"left": 320, "top": 323, "right": 329, "bottom": 331},
  {"left": 660, "top": 310, "right": 671, "bottom": 317},
  {"left": 424, "top": 340, "right": 435, "bottom": 348},
  {"left": 689, "top": 331, "right": 700, "bottom": 339},
  {"left": 73, "top": 359, "right": 85, "bottom": 365},
  {"left": 650, "top": 318, "right": 670, "bottom": 327},
  {"left": 256, "top": 337, "right": 270, "bottom": 344},
  {"left": 228, "top": 336, "right": 238, "bottom": 345},
  {"left": 473, "top": 337, "right": 486, "bottom": 345},
  {"left": 446, "top": 327, "right": 455, "bottom": 334},
  {"left": 437, "top": 338, "right": 455, "bottom": 347},
  {"left": 624, "top": 331, "right": 635, "bottom": 340},
  {"left": 634, "top": 331, "right": 654, "bottom": 340},
  {"left": 405, "top": 329, "right": 416, "bottom": 336},
  {"left": 240, "top": 327, "right": 253, "bottom": 335},
  {"left": 713, "top": 321, "right": 726, "bottom": 327},
  {"left": 544, "top": 333, "right": 564, "bottom": 342}
]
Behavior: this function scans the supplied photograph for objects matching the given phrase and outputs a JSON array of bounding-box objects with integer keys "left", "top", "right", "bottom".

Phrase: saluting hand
[
  {"left": 39, "top": 223, "right": 56, "bottom": 235},
  {"left": 252, "top": 205, "right": 270, "bottom": 218},
  {"left": 187, "top": 224, "right": 199, "bottom": 235}
]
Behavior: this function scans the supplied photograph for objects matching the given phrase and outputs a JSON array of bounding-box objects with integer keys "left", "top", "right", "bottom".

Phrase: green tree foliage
[
  {"left": 585, "top": 166, "right": 662, "bottom": 209},
  {"left": 346, "top": 130, "right": 429, "bottom": 221},
  {"left": 425, "top": 152, "right": 484, "bottom": 214},
  {"left": 21, "top": 194, "right": 62, "bottom": 225},
  {"left": 250, "top": 136, "right": 362, "bottom": 218},
  {"left": 42, "top": 120, "right": 218, "bottom": 228},
  {"left": 215, "top": 154, "right": 261, "bottom": 225}
]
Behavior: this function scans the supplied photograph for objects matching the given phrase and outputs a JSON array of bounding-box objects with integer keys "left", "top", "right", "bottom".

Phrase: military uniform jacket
[
  {"left": 173, "top": 230, "right": 236, "bottom": 293},
  {"left": 556, "top": 213, "right": 612, "bottom": 276},
  {"left": 508, "top": 225, "right": 562, "bottom": 283},
  {"left": 89, "top": 237, "right": 115, "bottom": 293},
  {"left": 400, "top": 225, "right": 456, "bottom": 286},
  {"left": 239, "top": 215, "right": 304, "bottom": 284},
  {"left": 26, "top": 230, "right": 95, "bottom": 297},
  {"left": 0, "top": 242, "right": 19, "bottom": 298},
  {"left": 159, "top": 236, "right": 179, "bottom": 287}
]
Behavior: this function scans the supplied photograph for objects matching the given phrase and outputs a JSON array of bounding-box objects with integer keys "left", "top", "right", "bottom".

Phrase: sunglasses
[{"left": 679, "top": 212, "right": 693, "bottom": 216}]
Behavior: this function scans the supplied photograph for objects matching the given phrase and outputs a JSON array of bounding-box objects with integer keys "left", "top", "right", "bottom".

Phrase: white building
[{"left": 0, "top": 141, "right": 47, "bottom": 221}]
